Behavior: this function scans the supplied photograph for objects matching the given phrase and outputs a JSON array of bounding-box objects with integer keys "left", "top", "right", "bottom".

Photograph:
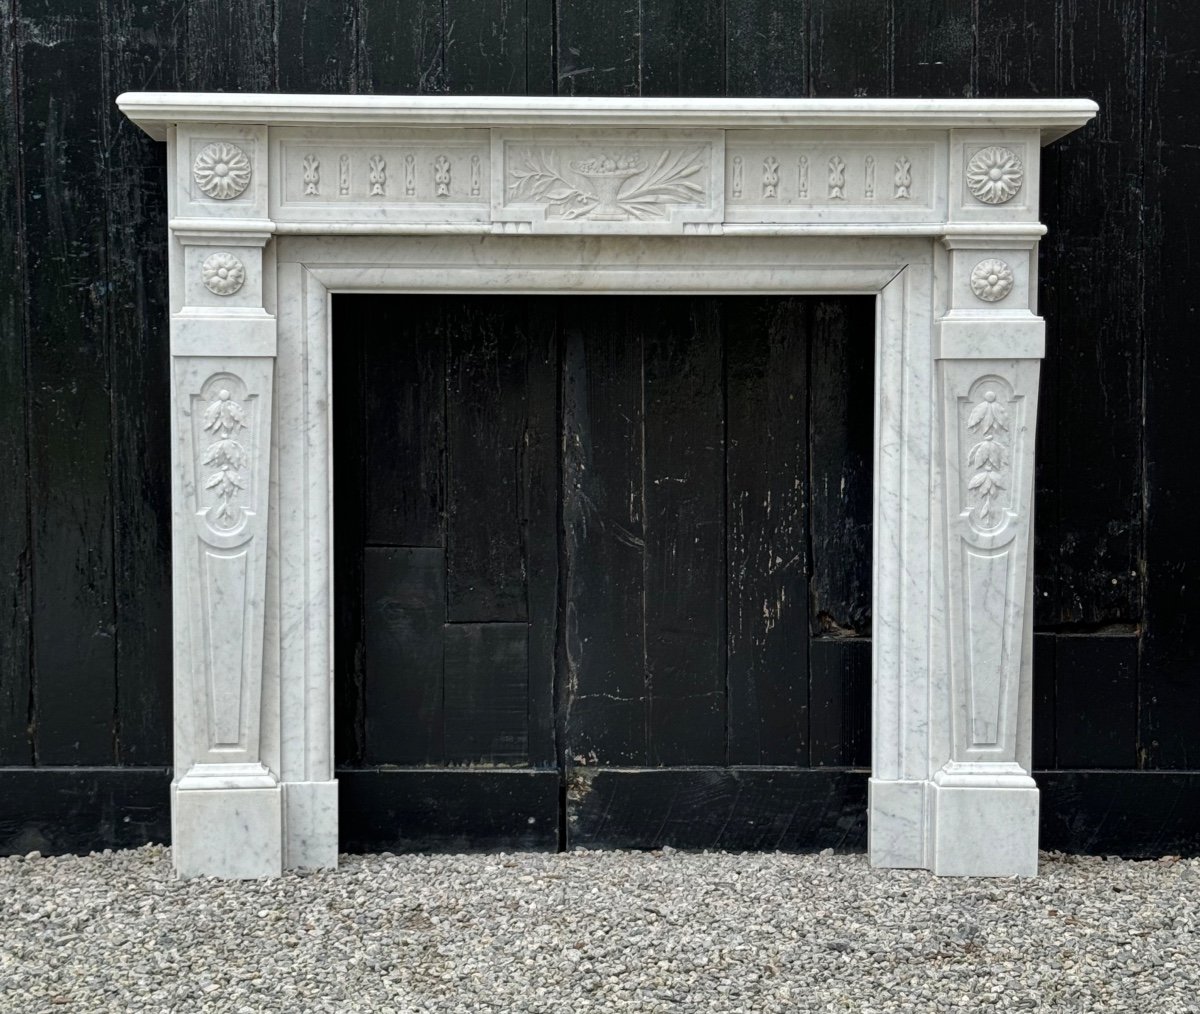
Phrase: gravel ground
[{"left": 0, "top": 846, "right": 1196, "bottom": 1013}]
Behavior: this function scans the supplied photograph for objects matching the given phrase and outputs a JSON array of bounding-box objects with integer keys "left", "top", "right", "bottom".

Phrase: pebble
[{"left": 0, "top": 847, "right": 1195, "bottom": 1012}]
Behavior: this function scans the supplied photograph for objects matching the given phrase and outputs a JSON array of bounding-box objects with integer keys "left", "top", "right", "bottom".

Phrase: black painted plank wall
[{"left": 0, "top": 0, "right": 1196, "bottom": 856}]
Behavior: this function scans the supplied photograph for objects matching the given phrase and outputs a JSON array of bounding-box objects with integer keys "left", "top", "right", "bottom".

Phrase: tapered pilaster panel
[
  {"left": 933, "top": 305, "right": 1042, "bottom": 876},
  {"left": 171, "top": 350, "right": 280, "bottom": 877}
]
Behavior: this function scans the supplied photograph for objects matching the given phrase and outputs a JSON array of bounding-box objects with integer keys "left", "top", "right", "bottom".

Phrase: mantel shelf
[{"left": 119, "top": 93, "right": 1098, "bottom": 143}]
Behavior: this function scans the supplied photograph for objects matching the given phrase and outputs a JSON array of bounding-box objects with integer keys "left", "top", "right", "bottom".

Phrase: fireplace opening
[{"left": 331, "top": 293, "right": 875, "bottom": 853}]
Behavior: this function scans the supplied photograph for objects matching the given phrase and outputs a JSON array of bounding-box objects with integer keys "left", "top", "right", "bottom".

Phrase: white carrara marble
[{"left": 117, "top": 94, "right": 1097, "bottom": 879}]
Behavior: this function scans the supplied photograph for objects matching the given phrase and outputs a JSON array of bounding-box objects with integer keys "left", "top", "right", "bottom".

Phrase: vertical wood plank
[
  {"left": 561, "top": 298, "right": 648, "bottom": 765},
  {"left": 809, "top": 0, "right": 890, "bottom": 96},
  {"left": 725, "top": 0, "right": 809, "bottom": 97},
  {"left": 521, "top": 301, "right": 559, "bottom": 767},
  {"left": 808, "top": 298, "right": 874, "bottom": 637},
  {"left": 363, "top": 296, "right": 446, "bottom": 548},
  {"left": 21, "top": 0, "right": 116, "bottom": 764},
  {"left": 643, "top": 299, "right": 725, "bottom": 766},
  {"left": 725, "top": 298, "right": 810, "bottom": 765},
  {"left": 1036, "top": 1, "right": 1143, "bottom": 628},
  {"left": 891, "top": 0, "right": 976, "bottom": 96},
  {"left": 184, "top": 0, "right": 276, "bottom": 90},
  {"left": 809, "top": 639, "right": 870, "bottom": 767},
  {"left": 1055, "top": 635, "right": 1138, "bottom": 769},
  {"left": 1032, "top": 632, "right": 1056, "bottom": 770},
  {"left": 444, "top": 0, "right": 529, "bottom": 93},
  {"left": 358, "top": 0, "right": 445, "bottom": 93},
  {"left": 974, "top": 0, "right": 1055, "bottom": 96},
  {"left": 277, "top": 0, "right": 357, "bottom": 93},
  {"left": 445, "top": 299, "right": 529, "bottom": 623},
  {"left": 525, "top": 0, "right": 556, "bottom": 95},
  {"left": 0, "top": 0, "right": 32, "bottom": 765},
  {"left": 363, "top": 547, "right": 445, "bottom": 765},
  {"left": 357, "top": 0, "right": 448, "bottom": 93},
  {"left": 1142, "top": 0, "right": 1200, "bottom": 768},
  {"left": 555, "top": 0, "right": 639, "bottom": 96},
  {"left": 103, "top": 0, "right": 182, "bottom": 765},
  {"left": 640, "top": 0, "right": 725, "bottom": 97},
  {"left": 444, "top": 624, "right": 529, "bottom": 764}
]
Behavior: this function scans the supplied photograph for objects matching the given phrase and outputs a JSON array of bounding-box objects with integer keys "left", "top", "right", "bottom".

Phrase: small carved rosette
[
  {"left": 966, "top": 146, "right": 1023, "bottom": 205},
  {"left": 193, "top": 142, "right": 252, "bottom": 200},
  {"left": 969, "top": 259, "right": 1014, "bottom": 302},
  {"left": 201, "top": 252, "right": 246, "bottom": 296}
]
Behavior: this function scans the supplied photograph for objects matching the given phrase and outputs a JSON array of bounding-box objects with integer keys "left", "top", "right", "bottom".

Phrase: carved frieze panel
[
  {"left": 270, "top": 128, "right": 490, "bottom": 223},
  {"left": 493, "top": 130, "right": 722, "bottom": 233},
  {"left": 723, "top": 132, "right": 943, "bottom": 222}
]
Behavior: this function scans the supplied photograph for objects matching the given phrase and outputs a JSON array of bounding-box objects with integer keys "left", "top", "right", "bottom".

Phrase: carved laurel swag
[
  {"left": 202, "top": 389, "right": 249, "bottom": 528},
  {"left": 966, "top": 390, "right": 1009, "bottom": 528},
  {"left": 508, "top": 149, "right": 704, "bottom": 221}
]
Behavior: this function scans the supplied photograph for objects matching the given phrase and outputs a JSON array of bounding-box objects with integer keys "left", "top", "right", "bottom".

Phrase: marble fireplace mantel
[{"left": 118, "top": 93, "right": 1097, "bottom": 879}]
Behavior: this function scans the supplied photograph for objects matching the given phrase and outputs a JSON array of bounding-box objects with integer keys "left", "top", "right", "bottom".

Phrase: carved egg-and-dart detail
[
  {"left": 970, "top": 258, "right": 1015, "bottom": 302},
  {"left": 201, "top": 252, "right": 246, "bottom": 296},
  {"left": 193, "top": 142, "right": 252, "bottom": 200},
  {"left": 966, "top": 146, "right": 1024, "bottom": 205}
]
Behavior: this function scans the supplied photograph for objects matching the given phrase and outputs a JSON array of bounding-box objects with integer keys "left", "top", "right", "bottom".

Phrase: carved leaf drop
[
  {"left": 202, "top": 389, "right": 249, "bottom": 527},
  {"left": 966, "top": 391, "right": 1010, "bottom": 527}
]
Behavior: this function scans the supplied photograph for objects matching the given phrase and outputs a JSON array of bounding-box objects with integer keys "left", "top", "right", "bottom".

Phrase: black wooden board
[
  {"left": 338, "top": 769, "right": 560, "bottom": 853},
  {"left": 104, "top": 0, "right": 177, "bottom": 767},
  {"left": 1037, "top": 771, "right": 1200, "bottom": 859},
  {"left": 560, "top": 300, "right": 651, "bottom": 765},
  {"left": 0, "top": 768, "right": 171, "bottom": 857},
  {"left": 1054, "top": 634, "right": 1138, "bottom": 770},
  {"left": 642, "top": 299, "right": 725, "bottom": 767},
  {"left": 0, "top": 0, "right": 30, "bottom": 766},
  {"left": 445, "top": 299, "right": 533, "bottom": 623},
  {"left": 724, "top": 298, "right": 810, "bottom": 766},
  {"left": 361, "top": 295, "right": 447, "bottom": 548},
  {"left": 443, "top": 624, "right": 530, "bottom": 766},
  {"left": 1142, "top": 0, "right": 1200, "bottom": 770},
  {"left": 808, "top": 639, "right": 871, "bottom": 768},
  {"left": 567, "top": 767, "right": 870, "bottom": 852},
  {"left": 20, "top": 0, "right": 117, "bottom": 765},
  {"left": 2, "top": 767, "right": 1199, "bottom": 860},
  {"left": 363, "top": 547, "right": 446, "bottom": 766}
]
